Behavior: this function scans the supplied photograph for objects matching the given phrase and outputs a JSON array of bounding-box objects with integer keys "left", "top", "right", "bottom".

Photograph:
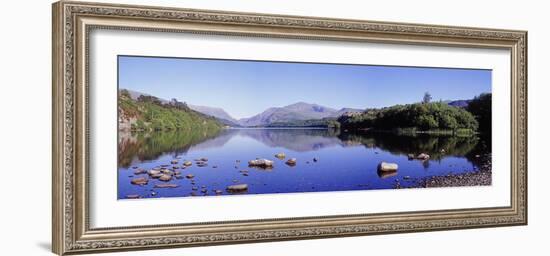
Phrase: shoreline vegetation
[
  {"left": 118, "top": 89, "right": 491, "bottom": 138},
  {"left": 118, "top": 89, "right": 224, "bottom": 133}
]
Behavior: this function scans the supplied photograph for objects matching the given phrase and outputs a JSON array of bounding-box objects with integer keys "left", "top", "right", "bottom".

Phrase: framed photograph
[{"left": 52, "top": 1, "right": 527, "bottom": 255}]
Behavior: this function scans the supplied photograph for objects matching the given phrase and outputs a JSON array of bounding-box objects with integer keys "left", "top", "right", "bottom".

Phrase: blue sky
[{"left": 118, "top": 56, "right": 491, "bottom": 119}]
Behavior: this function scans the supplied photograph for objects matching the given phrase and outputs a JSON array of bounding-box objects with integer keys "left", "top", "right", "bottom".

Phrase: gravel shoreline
[{"left": 413, "top": 155, "right": 492, "bottom": 188}]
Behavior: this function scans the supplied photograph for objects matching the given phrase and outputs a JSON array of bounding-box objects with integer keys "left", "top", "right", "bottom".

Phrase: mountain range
[
  {"left": 237, "top": 102, "right": 363, "bottom": 127},
  {"left": 120, "top": 89, "right": 472, "bottom": 127},
  {"left": 446, "top": 99, "right": 472, "bottom": 108},
  {"left": 121, "top": 89, "right": 363, "bottom": 127}
]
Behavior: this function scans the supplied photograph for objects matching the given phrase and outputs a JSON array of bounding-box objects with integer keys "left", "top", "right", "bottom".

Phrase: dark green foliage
[
  {"left": 137, "top": 94, "right": 163, "bottom": 105},
  {"left": 120, "top": 89, "right": 131, "bottom": 98},
  {"left": 338, "top": 102, "right": 478, "bottom": 132},
  {"left": 467, "top": 93, "right": 492, "bottom": 133},
  {"left": 119, "top": 92, "right": 223, "bottom": 132}
]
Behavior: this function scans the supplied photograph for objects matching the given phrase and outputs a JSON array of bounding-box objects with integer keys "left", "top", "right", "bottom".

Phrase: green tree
[
  {"left": 467, "top": 93, "right": 491, "bottom": 133},
  {"left": 422, "top": 92, "right": 432, "bottom": 104},
  {"left": 338, "top": 102, "right": 478, "bottom": 133}
]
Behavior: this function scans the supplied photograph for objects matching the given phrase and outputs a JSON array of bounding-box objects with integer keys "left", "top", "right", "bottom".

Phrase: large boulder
[
  {"left": 130, "top": 177, "right": 148, "bottom": 185},
  {"left": 378, "top": 162, "right": 398, "bottom": 172},
  {"left": 226, "top": 184, "right": 248, "bottom": 193},
  {"left": 248, "top": 159, "right": 274, "bottom": 168},
  {"left": 147, "top": 169, "right": 161, "bottom": 176}
]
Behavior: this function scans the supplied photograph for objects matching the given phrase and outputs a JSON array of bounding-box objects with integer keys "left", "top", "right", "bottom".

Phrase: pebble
[{"left": 154, "top": 184, "right": 179, "bottom": 188}]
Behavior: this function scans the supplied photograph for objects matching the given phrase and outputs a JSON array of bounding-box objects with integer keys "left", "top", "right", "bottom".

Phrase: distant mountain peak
[
  {"left": 285, "top": 101, "right": 314, "bottom": 107},
  {"left": 237, "top": 102, "right": 355, "bottom": 127},
  {"left": 447, "top": 99, "right": 472, "bottom": 108}
]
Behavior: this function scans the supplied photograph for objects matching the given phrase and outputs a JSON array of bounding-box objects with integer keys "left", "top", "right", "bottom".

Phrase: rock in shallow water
[
  {"left": 130, "top": 177, "right": 148, "bottom": 185},
  {"left": 226, "top": 184, "right": 248, "bottom": 193},
  {"left": 159, "top": 174, "right": 172, "bottom": 182},
  {"left": 148, "top": 169, "right": 161, "bottom": 176},
  {"left": 378, "top": 162, "right": 398, "bottom": 172},
  {"left": 248, "top": 159, "right": 274, "bottom": 168},
  {"left": 134, "top": 168, "right": 147, "bottom": 175},
  {"left": 274, "top": 153, "right": 286, "bottom": 159},
  {"left": 285, "top": 158, "right": 297, "bottom": 166}
]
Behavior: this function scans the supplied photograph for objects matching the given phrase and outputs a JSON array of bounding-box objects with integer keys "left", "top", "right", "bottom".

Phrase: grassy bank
[{"left": 119, "top": 90, "right": 223, "bottom": 132}]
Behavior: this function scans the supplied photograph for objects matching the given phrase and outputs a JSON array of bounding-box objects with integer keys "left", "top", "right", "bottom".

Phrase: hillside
[
  {"left": 188, "top": 104, "right": 238, "bottom": 124},
  {"left": 237, "top": 102, "right": 359, "bottom": 127},
  {"left": 118, "top": 89, "right": 223, "bottom": 132},
  {"left": 447, "top": 99, "right": 472, "bottom": 108}
]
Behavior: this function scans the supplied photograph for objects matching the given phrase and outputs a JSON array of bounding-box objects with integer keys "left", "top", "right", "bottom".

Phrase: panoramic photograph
[{"left": 117, "top": 56, "right": 492, "bottom": 200}]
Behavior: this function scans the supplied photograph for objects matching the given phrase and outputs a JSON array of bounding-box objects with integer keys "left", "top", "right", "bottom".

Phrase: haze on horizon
[{"left": 118, "top": 55, "right": 491, "bottom": 119}]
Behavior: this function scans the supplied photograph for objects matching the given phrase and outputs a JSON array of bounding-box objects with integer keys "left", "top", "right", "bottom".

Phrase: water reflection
[
  {"left": 117, "top": 128, "right": 489, "bottom": 199},
  {"left": 119, "top": 128, "right": 482, "bottom": 168}
]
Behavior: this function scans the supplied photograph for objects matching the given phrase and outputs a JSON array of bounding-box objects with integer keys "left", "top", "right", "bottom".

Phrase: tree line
[{"left": 338, "top": 92, "right": 491, "bottom": 134}]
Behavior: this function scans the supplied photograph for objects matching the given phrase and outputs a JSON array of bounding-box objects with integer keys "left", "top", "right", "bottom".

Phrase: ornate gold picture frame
[{"left": 52, "top": 1, "right": 527, "bottom": 255}]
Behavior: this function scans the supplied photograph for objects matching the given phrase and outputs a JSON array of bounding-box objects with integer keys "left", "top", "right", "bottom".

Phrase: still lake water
[{"left": 118, "top": 128, "right": 489, "bottom": 199}]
